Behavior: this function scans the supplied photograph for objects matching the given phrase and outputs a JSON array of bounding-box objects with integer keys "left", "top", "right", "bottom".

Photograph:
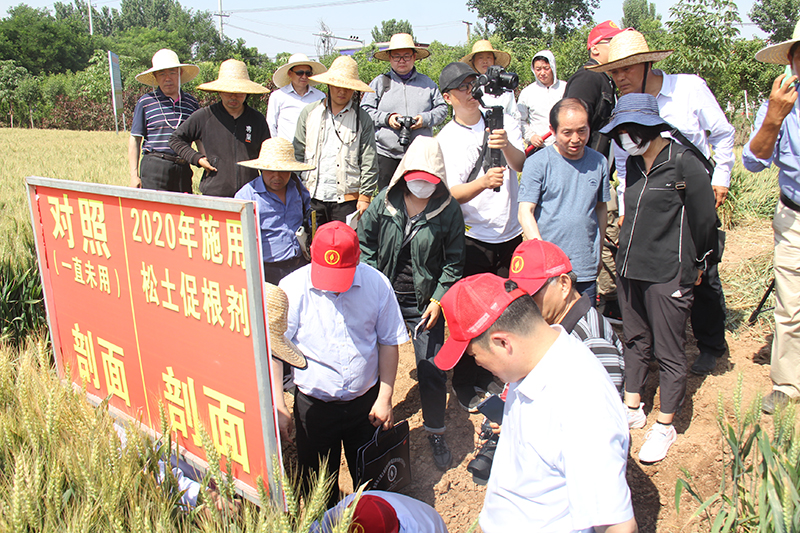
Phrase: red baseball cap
[
  {"left": 508, "top": 239, "right": 572, "bottom": 295},
  {"left": 349, "top": 494, "right": 399, "bottom": 533},
  {"left": 434, "top": 273, "right": 528, "bottom": 371},
  {"left": 403, "top": 170, "right": 440, "bottom": 184},
  {"left": 588, "top": 20, "right": 624, "bottom": 49},
  {"left": 310, "top": 221, "right": 360, "bottom": 292}
]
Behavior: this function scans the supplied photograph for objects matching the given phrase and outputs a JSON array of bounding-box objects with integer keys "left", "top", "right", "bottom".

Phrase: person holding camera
[
  {"left": 435, "top": 61, "right": 525, "bottom": 411},
  {"left": 433, "top": 274, "right": 636, "bottom": 533},
  {"left": 517, "top": 50, "right": 566, "bottom": 149},
  {"left": 461, "top": 40, "right": 520, "bottom": 124},
  {"left": 361, "top": 33, "right": 447, "bottom": 191}
]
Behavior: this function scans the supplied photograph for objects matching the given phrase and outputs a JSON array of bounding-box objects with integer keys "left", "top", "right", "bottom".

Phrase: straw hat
[
  {"left": 197, "top": 59, "right": 270, "bottom": 94},
  {"left": 373, "top": 33, "right": 431, "bottom": 61},
  {"left": 272, "top": 53, "right": 327, "bottom": 88},
  {"left": 756, "top": 20, "right": 800, "bottom": 64},
  {"left": 238, "top": 138, "right": 316, "bottom": 172},
  {"left": 309, "top": 56, "right": 374, "bottom": 93},
  {"left": 136, "top": 49, "right": 199, "bottom": 86},
  {"left": 461, "top": 40, "right": 511, "bottom": 69},
  {"left": 587, "top": 30, "right": 673, "bottom": 73},
  {"left": 263, "top": 283, "right": 307, "bottom": 369}
]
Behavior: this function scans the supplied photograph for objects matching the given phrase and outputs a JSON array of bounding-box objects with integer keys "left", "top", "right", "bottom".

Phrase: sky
[{"left": 0, "top": 0, "right": 765, "bottom": 59}]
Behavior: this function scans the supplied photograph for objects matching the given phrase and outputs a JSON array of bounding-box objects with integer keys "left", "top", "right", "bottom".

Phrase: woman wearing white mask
[
  {"left": 358, "top": 136, "right": 465, "bottom": 472},
  {"left": 600, "top": 93, "right": 719, "bottom": 463}
]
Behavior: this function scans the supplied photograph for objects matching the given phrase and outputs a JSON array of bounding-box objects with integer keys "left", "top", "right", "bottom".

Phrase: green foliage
[
  {"left": 749, "top": 0, "right": 800, "bottom": 43},
  {"left": 621, "top": 0, "right": 666, "bottom": 45},
  {"left": 371, "top": 19, "right": 414, "bottom": 43},
  {"left": 0, "top": 243, "right": 46, "bottom": 348},
  {"left": 466, "top": 0, "right": 599, "bottom": 41},
  {"left": 676, "top": 374, "right": 800, "bottom": 532}
]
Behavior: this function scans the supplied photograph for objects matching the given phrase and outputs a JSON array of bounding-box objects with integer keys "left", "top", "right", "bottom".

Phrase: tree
[
  {"left": 371, "top": 19, "right": 414, "bottom": 43},
  {"left": 621, "top": 0, "right": 666, "bottom": 49},
  {"left": 0, "top": 60, "right": 28, "bottom": 126},
  {"left": 466, "top": 0, "right": 599, "bottom": 41},
  {"left": 750, "top": 0, "right": 800, "bottom": 42}
]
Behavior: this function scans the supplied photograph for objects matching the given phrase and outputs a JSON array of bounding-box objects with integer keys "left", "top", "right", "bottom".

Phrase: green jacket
[{"left": 358, "top": 137, "right": 465, "bottom": 314}]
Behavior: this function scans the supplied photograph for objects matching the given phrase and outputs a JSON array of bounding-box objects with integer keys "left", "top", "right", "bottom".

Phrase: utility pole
[
  {"left": 88, "top": 0, "right": 93, "bottom": 36},
  {"left": 214, "top": 0, "right": 229, "bottom": 39},
  {"left": 462, "top": 20, "right": 472, "bottom": 42}
]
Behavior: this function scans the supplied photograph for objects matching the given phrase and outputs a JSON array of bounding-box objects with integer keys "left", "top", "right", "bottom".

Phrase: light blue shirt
[
  {"left": 742, "top": 99, "right": 800, "bottom": 205},
  {"left": 266, "top": 84, "right": 325, "bottom": 141},
  {"left": 279, "top": 263, "right": 408, "bottom": 401},
  {"left": 234, "top": 175, "right": 310, "bottom": 263}
]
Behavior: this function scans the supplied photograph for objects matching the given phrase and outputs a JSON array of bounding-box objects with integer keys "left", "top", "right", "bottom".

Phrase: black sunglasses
[{"left": 292, "top": 69, "right": 313, "bottom": 77}]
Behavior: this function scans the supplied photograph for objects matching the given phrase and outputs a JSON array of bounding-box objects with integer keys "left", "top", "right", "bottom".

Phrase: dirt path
[{"left": 297, "top": 218, "right": 784, "bottom": 532}]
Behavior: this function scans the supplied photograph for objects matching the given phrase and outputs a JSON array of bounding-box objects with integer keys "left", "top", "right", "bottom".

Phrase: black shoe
[
  {"left": 690, "top": 352, "right": 719, "bottom": 375},
  {"left": 453, "top": 384, "right": 484, "bottom": 412},
  {"left": 477, "top": 380, "right": 504, "bottom": 397},
  {"left": 428, "top": 433, "right": 452, "bottom": 471},
  {"left": 763, "top": 390, "right": 799, "bottom": 414},
  {"left": 602, "top": 299, "right": 623, "bottom": 325}
]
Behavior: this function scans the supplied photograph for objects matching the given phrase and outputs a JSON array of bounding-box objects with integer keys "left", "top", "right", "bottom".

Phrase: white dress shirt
[
  {"left": 279, "top": 263, "right": 408, "bottom": 402},
  {"left": 615, "top": 71, "right": 735, "bottom": 215},
  {"left": 266, "top": 84, "right": 325, "bottom": 141},
  {"left": 480, "top": 327, "right": 633, "bottom": 532},
  {"left": 517, "top": 79, "right": 566, "bottom": 145}
]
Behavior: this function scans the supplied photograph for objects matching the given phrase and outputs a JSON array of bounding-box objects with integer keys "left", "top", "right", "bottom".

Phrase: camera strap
[{"left": 466, "top": 127, "right": 490, "bottom": 184}]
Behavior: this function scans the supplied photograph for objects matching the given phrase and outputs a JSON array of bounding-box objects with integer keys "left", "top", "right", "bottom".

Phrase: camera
[
  {"left": 396, "top": 115, "right": 415, "bottom": 147},
  {"left": 472, "top": 65, "right": 519, "bottom": 97},
  {"left": 467, "top": 419, "right": 499, "bottom": 485}
]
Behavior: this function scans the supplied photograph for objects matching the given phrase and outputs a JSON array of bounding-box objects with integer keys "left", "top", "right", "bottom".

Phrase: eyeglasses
[
  {"left": 390, "top": 53, "right": 414, "bottom": 62},
  {"left": 452, "top": 81, "right": 475, "bottom": 93},
  {"left": 292, "top": 70, "right": 313, "bottom": 77}
]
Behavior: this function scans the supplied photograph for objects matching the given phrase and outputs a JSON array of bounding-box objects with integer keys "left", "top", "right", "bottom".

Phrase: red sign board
[{"left": 27, "top": 178, "right": 280, "bottom": 504}]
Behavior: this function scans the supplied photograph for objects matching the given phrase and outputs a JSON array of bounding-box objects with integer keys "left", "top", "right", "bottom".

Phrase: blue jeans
[
  {"left": 575, "top": 280, "right": 597, "bottom": 307},
  {"left": 400, "top": 304, "right": 447, "bottom": 432}
]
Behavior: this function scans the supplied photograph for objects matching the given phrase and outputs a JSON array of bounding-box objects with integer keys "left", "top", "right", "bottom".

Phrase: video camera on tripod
[{"left": 471, "top": 66, "right": 519, "bottom": 192}]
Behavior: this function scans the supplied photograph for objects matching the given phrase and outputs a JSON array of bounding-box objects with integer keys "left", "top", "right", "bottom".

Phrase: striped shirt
[
  {"left": 131, "top": 88, "right": 199, "bottom": 155},
  {"left": 561, "top": 293, "right": 625, "bottom": 395}
]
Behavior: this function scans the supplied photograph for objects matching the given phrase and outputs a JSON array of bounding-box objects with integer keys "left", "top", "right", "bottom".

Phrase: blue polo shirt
[
  {"left": 234, "top": 175, "right": 310, "bottom": 263},
  {"left": 131, "top": 88, "right": 200, "bottom": 155}
]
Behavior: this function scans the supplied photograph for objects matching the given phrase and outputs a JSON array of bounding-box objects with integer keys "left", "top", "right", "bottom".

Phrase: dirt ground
[{"left": 282, "top": 218, "right": 788, "bottom": 532}]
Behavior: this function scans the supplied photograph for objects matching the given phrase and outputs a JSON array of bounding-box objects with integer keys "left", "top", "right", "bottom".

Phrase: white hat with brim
[
  {"left": 756, "top": 21, "right": 800, "bottom": 64},
  {"left": 136, "top": 49, "right": 199, "bottom": 86},
  {"left": 263, "top": 283, "right": 307, "bottom": 369},
  {"left": 273, "top": 53, "right": 327, "bottom": 88},
  {"left": 238, "top": 137, "right": 316, "bottom": 172},
  {"left": 461, "top": 40, "right": 511, "bottom": 69},
  {"left": 587, "top": 30, "right": 673, "bottom": 73},
  {"left": 373, "top": 33, "right": 431, "bottom": 61},
  {"left": 197, "top": 59, "right": 270, "bottom": 94},
  {"left": 309, "top": 56, "right": 374, "bottom": 93}
]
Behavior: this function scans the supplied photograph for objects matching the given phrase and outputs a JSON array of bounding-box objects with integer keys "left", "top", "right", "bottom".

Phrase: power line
[
  {"left": 228, "top": 0, "right": 387, "bottom": 14},
  {"left": 225, "top": 23, "right": 315, "bottom": 47}
]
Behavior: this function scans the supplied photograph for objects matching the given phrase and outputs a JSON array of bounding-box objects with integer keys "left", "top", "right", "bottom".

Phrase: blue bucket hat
[{"left": 600, "top": 93, "right": 671, "bottom": 134}]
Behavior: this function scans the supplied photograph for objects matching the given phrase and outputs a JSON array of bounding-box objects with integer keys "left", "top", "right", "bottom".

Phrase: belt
[
  {"left": 780, "top": 193, "right": 800, "bottom": 213},
  {"left": 145, "top": 152, "right": 189, "bottom": 165}
]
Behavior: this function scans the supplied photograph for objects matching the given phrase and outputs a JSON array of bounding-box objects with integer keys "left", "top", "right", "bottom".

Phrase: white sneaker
[
  {"left": 627, "top": 402, "right": 646, "bottom": 429},
  {"left": 638, "top": 423, "right": 677, "bottom": 463}
]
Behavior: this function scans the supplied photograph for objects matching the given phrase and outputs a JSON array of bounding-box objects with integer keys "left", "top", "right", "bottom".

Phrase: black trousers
[
  {"left": 618, "top": 273, "right": 693, "bottom": 415},
  {"left": 294, "top": 382, "right": 379, "bottom": 508},
  {"left": 690, "top": 261, "right": 727, "bottom": 357},
  {"left": 140, "top": 153, "right": 193, "bottom": 193},
  {"left": 452, "top": 235, "right": 523, "bottom": 390},
  {"left": 309, "top": 198, "right": 357, "bottom": 229},
  {"left": 263, "top": 255, "right": 308, "bottom": 285},
  {"left": 377, "top": 155, "right": 402, "bottom": 191}
]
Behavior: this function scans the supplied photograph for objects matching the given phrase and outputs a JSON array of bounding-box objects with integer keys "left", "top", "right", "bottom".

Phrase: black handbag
[{"left": 355, "top": 420, "right": 411, "bottom": 492}]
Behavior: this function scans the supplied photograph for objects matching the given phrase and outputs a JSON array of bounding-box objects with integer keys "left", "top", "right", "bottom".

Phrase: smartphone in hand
[{"left": 476, "top": 394, "right": 505, "bottom": 424}]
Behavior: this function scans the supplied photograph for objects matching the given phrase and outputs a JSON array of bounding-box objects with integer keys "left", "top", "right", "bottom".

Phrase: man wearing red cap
[
  {"left": 434, "top": 274, "right": 635, "bottom": 533},
  {"left": 276, "top": 221, "right": 408, "bottom": 507},
  {"left": 312, "top": 491, "right": 447, "bottom": 532}
]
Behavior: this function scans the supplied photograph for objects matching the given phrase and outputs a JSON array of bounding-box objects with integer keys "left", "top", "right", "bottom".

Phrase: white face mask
[
  {"left": 406, "top": 180, "right": 437, "bottom": 199},
  {"left": 620, "top": 132, "right": 650, "bottom": 156}
]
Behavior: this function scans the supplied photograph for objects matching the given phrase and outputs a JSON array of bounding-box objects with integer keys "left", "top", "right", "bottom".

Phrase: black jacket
[
  {"left": 564, "top": 59, "right": 616, "bottom": 157},
  {"left": 169, "top": 101, "right": 270, "bottom": 198},
  {"left": 617, "top": 141, "right": 718, "bottom": 285}
]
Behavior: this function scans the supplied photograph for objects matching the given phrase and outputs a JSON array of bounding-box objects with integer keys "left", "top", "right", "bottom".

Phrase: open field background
[{"left": 0, "top": 127, "right": 798, "bottom": 532}]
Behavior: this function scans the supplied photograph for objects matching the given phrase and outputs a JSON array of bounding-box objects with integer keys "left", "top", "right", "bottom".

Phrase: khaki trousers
[{"left": 771, "top": 201, "right": 800, "bottom": 399}]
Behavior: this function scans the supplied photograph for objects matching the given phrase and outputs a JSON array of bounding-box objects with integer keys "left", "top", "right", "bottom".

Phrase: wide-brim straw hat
[
  {"left": 273, "top": 53, "right": 327, "bottom": 88},
  {"left": 756, "top": 20, "right": 800, "bottom": 64},
  {"left": 600, "top": 93, "right": 672, "bottom": 134},
  {"left": 136, "top": 49, "right": 199, "bottom": 86},
  {"left": 460, "top": 40, "right": 511, "bottom": 69},
  {"left": 197, "top": 59, "right": 269, "bottom": 94},
  {"left": 373, "top": 33, "right": 431, "bottom": 61},
  {"left": 263, "top": 283, "right": 307, "bottom": 369},
  {"left": 238, "top": 137, "right": 316, "bottom": 172},
  {"left": 309, "top": 56, "right": 374, "bottom": 93},
  {"left": 587, "top": 30, "right": 673, "bottom": 73}
]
